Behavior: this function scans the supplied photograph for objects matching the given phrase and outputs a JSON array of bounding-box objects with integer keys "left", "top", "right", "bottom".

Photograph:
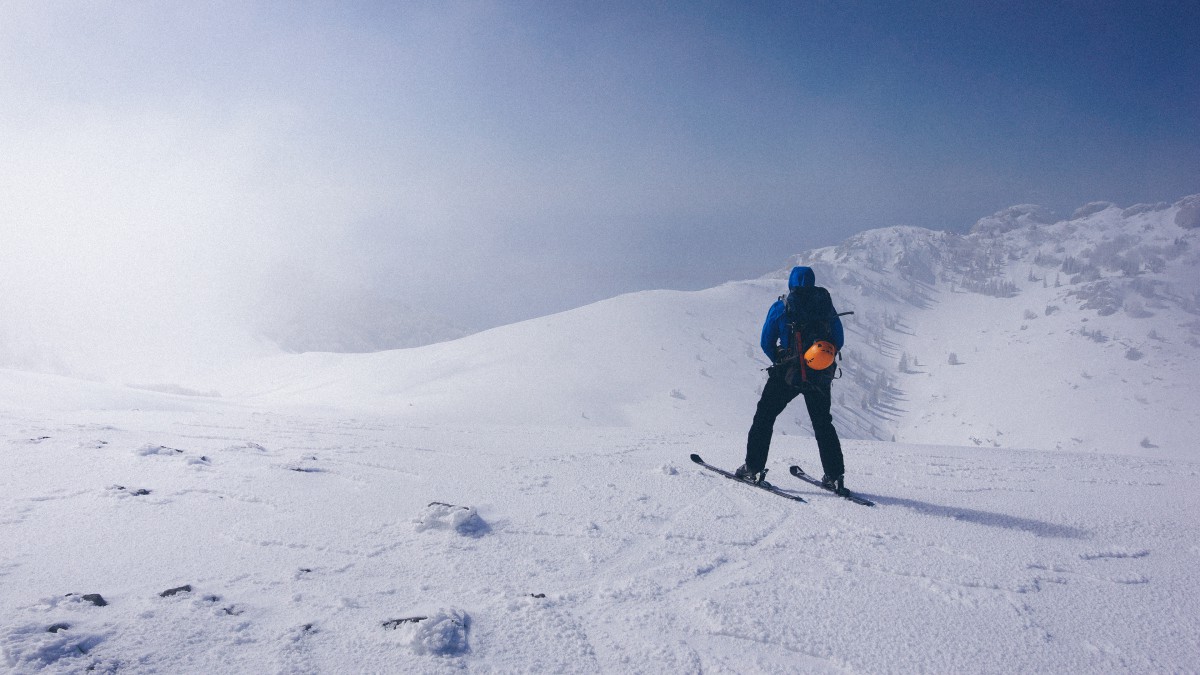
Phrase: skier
[{"left": 736, "top": 266, "right": 848, "bottom": 494}]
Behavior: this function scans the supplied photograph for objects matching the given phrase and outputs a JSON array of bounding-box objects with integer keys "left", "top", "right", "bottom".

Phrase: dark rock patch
[
  {"left": 159, "top": 585, "right": 192, "bottom": 598},
  {"left": 81, "top": 594, "right": 107, "bottom": 607},
  {"left": 110, "top": 485, "right": 152, "bottom": 496},
  {"left": 383, "top": 617, "right": 427, "bottom": 630}
]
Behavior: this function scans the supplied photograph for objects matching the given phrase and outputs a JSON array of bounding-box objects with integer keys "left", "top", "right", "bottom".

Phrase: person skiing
[{"left": 736, "top": 265, "right": 848, "bottom": 494}]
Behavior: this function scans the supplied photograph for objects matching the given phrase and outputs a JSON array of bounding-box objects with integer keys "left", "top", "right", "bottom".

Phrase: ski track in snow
[{"left": 2, "top": 408, "right": 1199, "bottom": 673}]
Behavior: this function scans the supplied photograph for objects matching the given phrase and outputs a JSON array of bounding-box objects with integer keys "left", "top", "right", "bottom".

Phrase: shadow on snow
[{"left": 869, "top": 494, "right": 1091, "bottom": 540}]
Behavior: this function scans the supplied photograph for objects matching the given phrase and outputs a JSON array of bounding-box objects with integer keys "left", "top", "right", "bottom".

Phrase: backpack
[{"left": 780, "top": 286, "right": 838, "bottom": 388}]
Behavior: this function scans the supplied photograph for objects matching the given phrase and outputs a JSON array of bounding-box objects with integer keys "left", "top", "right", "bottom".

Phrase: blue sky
[{"left": 2, "top": 0, "right": 1197, "bottom": 335}]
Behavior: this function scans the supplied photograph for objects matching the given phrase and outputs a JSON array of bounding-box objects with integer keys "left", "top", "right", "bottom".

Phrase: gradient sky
[{"left": 2, "top": 0, "right": 1198, "bottom": 350}]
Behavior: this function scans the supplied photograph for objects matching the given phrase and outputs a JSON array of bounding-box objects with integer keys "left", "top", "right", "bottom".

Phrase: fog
[{"left": 2, "top": 2, "right": 1197, "bottom": 379}]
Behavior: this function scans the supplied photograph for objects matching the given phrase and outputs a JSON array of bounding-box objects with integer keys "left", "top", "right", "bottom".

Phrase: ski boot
[
  {"left": 821, "top": 474, "right": 848, "bottom": 496},
  {"left": 735, "top": 464, "right": 768, "bottom": 485}
]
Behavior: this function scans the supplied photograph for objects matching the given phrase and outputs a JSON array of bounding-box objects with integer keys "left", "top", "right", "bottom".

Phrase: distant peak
[
  {"left": 1071, "top": 201, "right": 1119, "bottom": 220},
  {"left": 1174, "top": 194, "right": 1200, "bottom": 229},
  {"left": 970, "top": 204, "right": 1055, "bottom": 236}
]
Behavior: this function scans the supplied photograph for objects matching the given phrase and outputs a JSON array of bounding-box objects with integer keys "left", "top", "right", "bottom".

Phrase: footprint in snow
[
  {"left": 132, "top": 444, "right": 211, "bottom": 466},
  {"left": 283, "top": 454, "right": 324, "bottom": 473},
  {"left": 1080, "top": 548, "right": 1150, "bottom": 561},
  {"left": 285, "top": 463, "right": 324, "bottom": 473},
  {"left": 108, "top": 485, "right": 153, "bottom": 497},
  {"left": 224, "top": 441, "right": 268, "bottom": 453},
  {"left": 135, "top": 444, "right": 185, "bottom": 457},
  {"left": 0, "top": 621, "right": 109, "bottom": 670},
  {"left": 289, "top": 623, "right": 317, "bottom": 641},
  {"left": 1, "top": 594, "right": 117, "bottom": 671}
]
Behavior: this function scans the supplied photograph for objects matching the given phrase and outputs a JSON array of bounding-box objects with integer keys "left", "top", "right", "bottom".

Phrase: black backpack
[{"left": 780, "top": 286, "right": 838, "bottom": 387}]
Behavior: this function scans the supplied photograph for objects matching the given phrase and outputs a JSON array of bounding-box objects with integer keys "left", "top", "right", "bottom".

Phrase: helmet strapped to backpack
[{"left": 804, "top": 340, "right": 837, "bottom": 370}]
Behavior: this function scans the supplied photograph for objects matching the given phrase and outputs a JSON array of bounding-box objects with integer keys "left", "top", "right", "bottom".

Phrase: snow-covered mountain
[
  {"left": 190, "top": 194, "right": 1200, "bottom": 458},
  {"left": 783, "top": 194, "right": 1200, "bottom": 455}
]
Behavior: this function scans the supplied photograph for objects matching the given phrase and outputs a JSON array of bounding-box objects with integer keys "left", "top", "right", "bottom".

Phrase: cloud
[
  {"left": 1, "top": 102, "right": 283, "bottom": 375},
  {"left": 0, "top": 3, "right": 951, "bottom": 374},
  {"left": 3, "top": 1, "right": 1196, "bottom": 377}
]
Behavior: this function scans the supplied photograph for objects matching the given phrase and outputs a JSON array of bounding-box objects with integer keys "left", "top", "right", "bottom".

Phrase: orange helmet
[{"left": 804, "top": 340, "right": 837, "bottom": 370}]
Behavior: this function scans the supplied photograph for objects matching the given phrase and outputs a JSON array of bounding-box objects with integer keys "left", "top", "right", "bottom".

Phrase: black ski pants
[{"left": 745, "top": 367, "right": 844, "bottom": 478}]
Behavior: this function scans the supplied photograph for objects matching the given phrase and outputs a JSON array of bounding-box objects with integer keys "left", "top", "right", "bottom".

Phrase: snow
[
  {"left": 2, "top": 410, "right": 1198, "bottom": 672},
  {"left": 2, "top": 196, "right": 1199, "bottom": 671}
]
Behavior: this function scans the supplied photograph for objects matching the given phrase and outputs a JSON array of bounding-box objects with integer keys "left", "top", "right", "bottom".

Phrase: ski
[
  {"left": 789, "top": 465, "right": 875, "bottom": 506},
  {"left": 690, "top": 454, "right": 805, "bottom": 502}
]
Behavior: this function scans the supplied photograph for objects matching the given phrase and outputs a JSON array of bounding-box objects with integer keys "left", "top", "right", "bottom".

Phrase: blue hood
[
  {"left": 788, "top": 266, "right": 815, "bottom": 289},
  {"left": 760, "top": 264, "right": 844, "bottom": 358}
]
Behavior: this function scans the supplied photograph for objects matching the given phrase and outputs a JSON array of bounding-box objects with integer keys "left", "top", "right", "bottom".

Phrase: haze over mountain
[
  {"left": 3, "top": 194, "right": 1198, "bottom": 456},
  {"left": 138, "top": 192, "right": 1193, "bottom": 458}
]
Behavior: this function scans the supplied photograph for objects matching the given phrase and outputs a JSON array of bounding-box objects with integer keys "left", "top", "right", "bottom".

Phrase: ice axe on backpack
[
  {"left": 774, "top": 311, "right": 855, "bottom": 375},
  {"left": 804, "top": 311, "right": 854, "bottom": 370}
]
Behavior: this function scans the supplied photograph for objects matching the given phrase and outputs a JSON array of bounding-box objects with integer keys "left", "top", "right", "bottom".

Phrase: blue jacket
[{"left": 760, "top": 266, "right": 845, "bottom": 361}]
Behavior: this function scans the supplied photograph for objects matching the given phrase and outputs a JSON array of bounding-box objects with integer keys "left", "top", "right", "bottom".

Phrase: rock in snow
[{"left": 413, "top": 502, "right": 491, "bottom": 538}]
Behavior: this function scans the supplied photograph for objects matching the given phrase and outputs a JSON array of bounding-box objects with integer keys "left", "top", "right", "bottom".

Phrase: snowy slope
[
  {"left": 1, "top": 402, "right": 1198, "bottom": 672},
  {"left": 203, "top": 281, "right": 901, "bottom": 444}
]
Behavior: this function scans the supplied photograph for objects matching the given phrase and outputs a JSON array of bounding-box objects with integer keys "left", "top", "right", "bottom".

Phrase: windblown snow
[{"left": 1, "top": 196, "right": 1198, "bottom": 672}]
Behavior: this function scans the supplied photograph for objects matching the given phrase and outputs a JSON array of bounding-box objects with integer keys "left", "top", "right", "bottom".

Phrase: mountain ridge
[
  {"left": 3, "top": 195, "right": 1195, "bottom": 458},
  {"left": 781, "top": 194, "right": 1199, "bottom": 454},
  {"left": 190, "top": 193, "right": 1198, "bottom": 458}
]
